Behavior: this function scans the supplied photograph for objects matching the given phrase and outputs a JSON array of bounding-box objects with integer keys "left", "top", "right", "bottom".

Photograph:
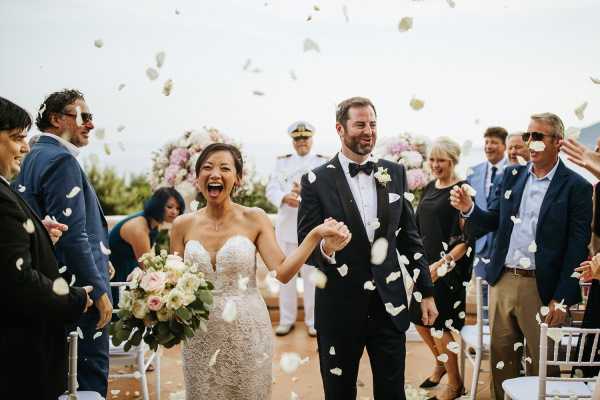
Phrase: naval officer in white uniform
[{"left": 266, "top": 121, "right": 328, "bottom": 337}]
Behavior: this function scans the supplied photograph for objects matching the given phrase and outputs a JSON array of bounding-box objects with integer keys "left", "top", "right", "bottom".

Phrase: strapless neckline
[{"left": 185, "top": 235, "right": 255, "bottom": 272}]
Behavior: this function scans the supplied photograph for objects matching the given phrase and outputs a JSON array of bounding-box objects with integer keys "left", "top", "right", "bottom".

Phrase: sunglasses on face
[
  {"left": 521, "top": 131, "right": 554, "bottom": 142},
  {"left": 60, "top": 111, "right": 93, "bottom": 123},
  {"left": 293, "top": 136, "right": 311, "bottom": 142}
]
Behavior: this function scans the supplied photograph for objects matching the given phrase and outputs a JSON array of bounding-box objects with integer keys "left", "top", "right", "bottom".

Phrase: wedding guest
[
  {"left": 266, "top": 121, "right": 328, "bottom": 337},
  {"left": 562, "top": 136, "right": 600, "bottom": 379},
  {"left": 0, "top": 96, "right": 92, "bottom": 400},
  {"left": 466, "top": 127, "right": 507, "bottom": 312},
  {"left": 451, "top": 113, "right": 592, "bottom": 399},
  {"left": 12, "top": 89, "right": 112, "bottom": 397},
  {"left": 109, "top": 187, "right": 184, "bottom": 305},
  {"left": 409, "top": 137, "right": 472, "bottom": 400},
  {"left": 506, "top": 132, "right": 529, "bottom": 165}
]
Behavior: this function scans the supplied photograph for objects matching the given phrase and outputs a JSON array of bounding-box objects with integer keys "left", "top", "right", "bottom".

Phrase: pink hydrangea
[
  {"left": 406, "top": 168, "right": 429, "bottom": 191},
  {"left": 389, "top": 141, "right": 410, "bottom": 155},
  {"left": 165, "top": 165, "right": 180, "bottom": 185},
  {"left": 169, "top": 148, "right": 189, "bottom": 166}
]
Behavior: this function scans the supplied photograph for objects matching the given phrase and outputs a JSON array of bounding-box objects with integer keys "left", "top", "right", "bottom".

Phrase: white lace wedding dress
[{"left": 182, "top": 235, "right": 274, "bottom": 400}]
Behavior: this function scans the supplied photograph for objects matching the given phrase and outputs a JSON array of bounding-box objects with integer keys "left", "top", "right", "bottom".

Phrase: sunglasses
[
  {"left": 60, "top": 111, "right": 93, "bottom": 123},
  {"left": 293, "top": 135, "right": 311, "bottom": 141},
  {"left": 521, "top": 131, "right": 554, "bottom": 142}
]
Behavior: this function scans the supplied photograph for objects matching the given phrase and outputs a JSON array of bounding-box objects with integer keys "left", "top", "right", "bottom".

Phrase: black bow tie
[{"left": 349, "top": 161, "right": 375, "bottom": 177}]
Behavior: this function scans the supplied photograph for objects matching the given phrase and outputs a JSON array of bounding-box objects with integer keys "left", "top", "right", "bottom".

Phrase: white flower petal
[
  {"left": 447, "top": 341, "right": 460, "bottom": 354},
  {"left": 303, "top": 38, "right": 320, "bottom": 53},
  {"left": 431, "top": 328, "right": 444, "bottom": 339},
  {"left": 337, "top": 264, "right": 348, "bottom": 277},
  {"left": 437, "top": 353, "right": 449, "bottom": 363},
  {"left": 459, "top": 311, "right": 466, "bottom": 319},
  {"left": 100, "top": 241, "right": 111, "bottom": 256},
  {"left": 23, "top": 219, "right": 35, "bottom": 234},
  {"left": 481, "top": 258, "right": 490, "bottom": 264},
  {"left": 209, "top": 349, "right": 221, "bottom": 367},
  {"left": 222, "top": 299, "right": 238, "bottom": 323},
  {"left": 412, "top": 268, "right": 420, "bottom": 283},
  {"left": 15, "top": 258, "right": 23, "bottom": 271},
  {"left": 525, "top": 357, "right": 532, "bottom": 364},
  {"left": 529, "top": 141, "right": 546, "bottom": 152},
  {"left": 18, "top": 185, "right": 26, "bottom": 193},
  {"left": 386, "top": 271, "right": 402, "bottom": 284},
  {"left": 146, "top": 67, "right": 159, "bottom": 81},
  {"left": 437, "top": 263, "right": 448, "bottom": 277},
  {"left": 162, "top": 79, "right": 174, "bottom": 96},
  {"left": 461, "top": 183, "right": 477, "bottom": 197},
  {"left": 398, "top": 17, "right": 413, "bottom": 32},
  {"left": 94, "top": 128, "right": 106, "bottom": 140},
  {"left": 384, "top": 302, "right": 406, "bottom": 316},
  {"left": 76, "top": 326, "right": 84, "bottom": 339},
  {"left": 237, "top": 275, "right": 250, "bottom": 291},
  {"left": 528, "top": 241, "right": 537, "bottom": 253},
  {"left": 117, "top": 125, "right": 125, "bottom": 133},
  {"left": 566, "top": 127, "right": 581, "bottom": 140},
  {"left": 66, "top": 186, "right": 81, "bottom": 198},
  {"left": 94, "top": 39, "right": 104, "bottom": 48},
  {"left": 329, "top": 346, "right": 336, "bottom": 355},
  {"left": 412, "top": 253, "right": 423, "bottom": 261},
  {"left": 442, "top": 241, "right": 449, "bottom": 251},
  {"left": 70, "top": 274, "right": 76, "bottom": 286},
  {"left": 190, "top": 200, "right": 200, "bottom": 212},
  {"left": 290, "top": 391, "right": 299, "bottom": 400},
  {"left": 63, "top": 208, "right": 72, "bottom": 217},
  {"left": 575, "top": 101, "right": 588, "bottom": 120},
  {"left": 403, "top": 192, "right": 415, "bottom": 202},
  {"left": 395, "top": 228, "right": 402, "bottom": 236},
  {"left": 571, "top": 271, "right": 581, "bottom": 279},
  {"left": 398, "top": 254, "right": 410, "bottom": 265},
  {"left": 591, "top": 77, "right": 600, "bottom": 85},
  {"left": 330, "top": 367, "right": 342, "bottom": 376},
  {"left": 371, "top": 238, "right": 388, "bottom": 265},
  {"left": 289, "top": 69, "right": 297, "bottom": 80},
  {"left": 308, "top": 170, "right": 317, "bottom": 183},
  {"left": 58, "top": 265, "right": 67, "bottom": 274},
  {"left": 93, "top": 331, "right": 103, "bottom": 340},
  {"left": 326, "top": 164, "right": 335, "bottom": 169},
  {"left": 466, "top": 247, "right": 472, "bottom": 257},
  {"left": 514, "top": 342, "right": 523, "bottom": 351},
  {"left": 252, "top": 90, "right": 265, "bottom": 96},
  {"left": 445, "top": 319, "right": 454, "bottom": 330},
  {"left": 496, "top": 361, "right": 505, "bottom": 370},
  {"left": 512, "top": 169, "right": 518, "bottom": 176},
  {"left": 519, "top": 257, "right": 531, "bottom": 269},
  {"left": 117, "top": 83, "right": 126, "bottom": 91},
  {"left": 280, "top": 352, "right": 302, "bottom": 374},
  {"left": 74, "top": 106, "right": 83, "bottom": 127},
  {"left": 363, "top": 281, "right": 376, "bottom": 291},
  {"left": 517, "top": 156, "right": 527, "bottom": 166},
  {"left": 547, "top": 328, "right": 563, "bottom": 343},
  {"left": 504, "top": 190, "right": 512, "bottom": 200},
  {"left": 447, "top": 0, "right": 456, "bottom": 8},
  {"left": 103, "top": 143, "right": 111, "bottom": 156},
  {"left": 510, "top": 216, "right": 522, "bottom": 224},
  {"left": 413, "top": 291, "right": 422, "bottom": 302},
  {"left": 368, "top": 218, "right": 381, "bottom": 230},
  {"left": 409, "top": 96, "right": 424, "bottom": 111},
  {"left": 453, "top": 300, "right": 461, "bottom": 309},
  {"left": 388, "top": 193, "right": 401, "bottom": 203},
  {"left": 309, "top": 269, "right": 328, "bottom": 289},
  {"left": 156, "top": 51, "right": 166, "bottom": 68}
]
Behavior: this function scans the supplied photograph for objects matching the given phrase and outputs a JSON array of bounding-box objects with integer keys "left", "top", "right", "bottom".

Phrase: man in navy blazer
[
  {"left": 451, "top": 113, "right": 592, "bottom": 399},
  {"left": 13, "top": 90, "right": 113, "bottom": 397}
]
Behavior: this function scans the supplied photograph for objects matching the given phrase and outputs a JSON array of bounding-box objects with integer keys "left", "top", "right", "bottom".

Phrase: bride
[{"left": 170, "top": 143, "right": 351, "bottom": 400}]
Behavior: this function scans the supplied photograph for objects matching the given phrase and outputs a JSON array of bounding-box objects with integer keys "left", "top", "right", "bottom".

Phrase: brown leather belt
[{"left": 504, "top": 266, "right": 536, "bottom": 277}]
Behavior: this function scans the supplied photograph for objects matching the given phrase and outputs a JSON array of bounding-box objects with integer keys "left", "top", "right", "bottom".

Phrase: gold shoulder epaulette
[{"left": 277, "top": 154, "right": 293, "bottom": 159}]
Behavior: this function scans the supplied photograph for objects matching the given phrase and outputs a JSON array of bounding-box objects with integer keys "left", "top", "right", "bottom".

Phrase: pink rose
[
  {"left": 406, "top": 168, "right": 429, "bottom": 191},
  {"left": 147, "top": 295, "right": 163, "bottom": 311},
  {"left": 169, "top": 148, "right": 189, "bottom": 166},
  {"left": 165, "top": 165, "right": 180, "bottom": 185},
  {"left": 140, "top": 271, "right": 167, "bottom": 293}
]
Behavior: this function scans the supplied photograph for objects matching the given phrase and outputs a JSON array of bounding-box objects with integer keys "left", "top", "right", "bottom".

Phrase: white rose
[
  {"left": 131, "top": 299, "right": 149, "bottom": 319},
  {"left": 166, "top": 288, "right": 185, "bottom": 310},
  {"left": 165, "top": 255, "right": 187, "bottom": 274},
  {"left": 178, "top": 273, "right": 202, "bottom": 293},
  {"left": 118, "top": 290, "right": 133, "bottom": 310}
]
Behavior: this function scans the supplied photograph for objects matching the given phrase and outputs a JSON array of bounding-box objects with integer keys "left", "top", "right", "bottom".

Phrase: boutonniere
[{"left": 374, "top": 167, "right": 392, "bottom": 187}]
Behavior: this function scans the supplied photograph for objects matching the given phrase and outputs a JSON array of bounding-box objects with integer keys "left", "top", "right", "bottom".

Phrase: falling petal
[
  {"left": 368, "top": 218, "right": 381, "bottom": 230},
  {"left": 395, "top": 228, "right": 402, "bottom": 236},
  {"left": 100, "top": 241, "right": 111, "bottom": 255},
  {"left": 574, "top": 101, "right": 588, "bottom": 120},
  {"left": 437, "top": 353, "right": 449, "bottom": 363},
  {"left": 384, "top": 302, "right": 406, "bottom": 316},
  {"left": 413, "top": 253, "right": 423, "bottom": 260},
  {"left": 156, "top": 51, "right": 166, "bottom": 68},
  {"left": 190, "top": 200, "right": 200, "bottom": 212},
  {"left": 519, "top": 257, "right": 531, "bottom": 269},
  {"left": 566, "top": 127, "right": 581, "bottom": 140},
  {"left": 528, "top": 241, "right": 537, "bottom": 253},
  {"left": 117, "top": 125, "right": 125, "bottom": 132},
  {"left": 412, "top": 268, "right": 420, "bottom": 282},
  {"left": 514, "top": 342, "right": 523, "bottom": 351},
  {"left": 94, "top": 39, "right": 104, "bottom": 48},
  {"left": 547, "top": 328, "right": 563, "bottom": 343},
  {"left": 15, "top": 258, "right": 23, "bottom": 271},
  {"left": 409, "top": 97, "right": 424, "bottom": 111},
  {"left": 38, "top": 103, "right": 46, "bottom": 119},
  {"left": 466, "top": 247, "right": 472, "bottom": 257},
  {"left": 58, "top": 266, "right": 67, "bottom": 274},
  {"left": 53, "top": 277, "right": 69, "bottom": 295},
  {"left": 238, "top": 275, "right": 250, "bottom": 291},
  {"left": 280, "top": 352, "right": 302, "bottom": 374},
  {"left": 66, "top": 186, "right": 81, "bottom": 198},
  {"left": 337, "top": 264, "right": 348, "bottom": 277},
  {"left": 289, "top": 70, "right": 298, "bottom": 80},
  {"left": 458, "top": 311, "right": 466, "bottom": 319},
  {"left": 403, "top": 192, "right": 415, "bottom": 202},
  {"left": 70, "top": 274, "right": 76, "bottom": 286},
  {"left": 163, "top": 79, "right": 174, "bottom": 96},
  {"left": 389, "top": 193, "right": 401, "bottom": 203},
  {"left": 386, "top": 271, "right": 402, "bottom": 284},
  {"left": 309, "top": 269, "right": 327, "bottom": 289},
  {"left": 63, "top": 208, "right": 72, "bottom": 217},
  {"left": 447, "top": 341, "right": 460, "bottom": 354},
  {"left": 18, "top": 184, "right": 26, "bottom": 193},
  {"left": 330, "top": 367, "right": 342, "bottom": 376},
  {"left": 447, "top": 0, "right": 456, "bottom": 8},
  {"left": 209, "top": 349, "right": 221, "bottom": 367},
  {"left": 329, "top": 346, "right": 336, "bottom": 355},
  {"left": 554, "top": 299, "right": 567, "bottom": 313},
  {"left": 525, "top": 357, "right": 532, "bottom": 364},
  {"left": 371, "top": 238, "right": 388, "bottom": 265},
  {"left": 431, "top": 328, "right": 443, "bottom": 339},
  {"left": 303, "top": 38, "right": 320, "bottom": 53},
  {"left": 442, "top": 242, "right": 449, "bottom": 251},
  {"left": 591, "top": 77, "right": 600, "bottom": 85},
  {"left": 175, "top": 9, "right": 181, "bottom": 15},
  {"left": 453, "top": 300, "right": 461, "bottom": 309},
  {"left": 290, "top": 392, "right": 299, "bottom": 400},
  {"left": 496, "top": 361, "right": 505, "bottom": 370},
  {"left": 363, "top": 281, "right": 376, "bottom": 291},
  {"left": 117, "top": 142, "right": 125, "bottom": 151},
  {"left": 481, "top": 258, "right": 490, "bottom": 264},
  {"left": 536, "top": 313, "right": 542, "bottom": 324},
  {"left": 461, "top": 183, "right": 477, "bottom": 197},
  {"left": 504, "top": 190, "right": 512, "bottom": 200},
  {"left": 252, "top": 90, "right": 265, "bottom": 96},
  {"left": 222, "top": 299, "right": 238, "bottom": 322},
  {"left": 413, "top": 291, "right": 422, "bottom": 302},
  {"left": 445, "top": 319, "right": 454, "bottom": 330},
  {"left": 103, "top": 143, "right": 111, "bottom": 156},
  {"left": 313, "top": 5, "right": 320, "bottom": 11},
  {"left": 306, "top": 15, "right": 313, "bottom": 22},
  {"left": 398, "top": 17, "right": 413, "bottom": 32},
  {"left": 93, "top": 331, "right": 103, "bottom": 340},
  {"left": 94, "top": 128, "right": 106, "bottom": 140},
  {"left": 529, "top": 141, "right": 546, "bottom": 152},
  {"left": 437, "top": 263, "right": 448, "bottom": 277},
  {"left": 510, "top": 216, "right": 522, "bottom": 224},
  {"left": 326, "top": 164, "right": 335, "bottom": 169},
  {"left": 243, "top": 58, "right": 251, "bottom": 70},
  {"left": 117, "top": 83, "right": 126, "bottom": 91},
  {"left": 146, "top": 67, "right": 159, "bottom": 81},
  {"left": 516, "top": 156, "right": 527, "bottom": 166},
  {"left": 571, "top": 271, "right": 581, "bottom": 279},
  {"left": 75, "top": 106, "right": 83, "bottom": 127},
  {"left": 512, "top": 169, "right": 518, "bottom": 176},
  {"left": 23, "top": 219, "right": 35, "bottom": 234}
]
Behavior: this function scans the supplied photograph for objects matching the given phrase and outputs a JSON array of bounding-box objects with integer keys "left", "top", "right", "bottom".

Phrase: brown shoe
[{"left": 427, "top": 383, "right": 465, "bottom": 400}]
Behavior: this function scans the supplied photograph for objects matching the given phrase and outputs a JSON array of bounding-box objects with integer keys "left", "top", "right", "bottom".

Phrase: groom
[{"left": 298, "top": 96, "right": 438, "bottom": 399}]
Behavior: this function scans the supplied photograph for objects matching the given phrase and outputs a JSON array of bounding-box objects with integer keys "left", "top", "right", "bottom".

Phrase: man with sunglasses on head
[
  {"left": 266, "top": 121, "right": 328, "bottom": 337},
  {"left": 12, "top": 89, "right": 112, "bottom": 397},
  {"left": 450, "top": 113, "right": 592, "bottom": 399}
]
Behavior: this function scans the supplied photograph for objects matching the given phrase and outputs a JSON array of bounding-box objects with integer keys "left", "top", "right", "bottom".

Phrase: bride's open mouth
[{"left": 207, "top": 182, "right": 224, "bottom": 198}]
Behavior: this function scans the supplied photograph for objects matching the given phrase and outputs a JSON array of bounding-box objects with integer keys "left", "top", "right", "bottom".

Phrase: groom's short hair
[{"left": 336, "top": 97, "right": 377, "bottom": 130}]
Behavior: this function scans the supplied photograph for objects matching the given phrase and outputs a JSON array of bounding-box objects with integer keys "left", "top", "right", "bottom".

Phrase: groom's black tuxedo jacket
[
  {"left": 0, "top": 178, "right": 86, "bottom": 400},
  {"left": 298, "top": 155, "right": 434, "bottom": 334}
]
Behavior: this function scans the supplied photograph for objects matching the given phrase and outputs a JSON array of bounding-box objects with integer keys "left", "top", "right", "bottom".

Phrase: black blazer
[
  {"left": 297, "top": 155, "right": 434, "bottom": 334},
  {"left": 0, "top": 178, "right": 86, "bottom": 400}
]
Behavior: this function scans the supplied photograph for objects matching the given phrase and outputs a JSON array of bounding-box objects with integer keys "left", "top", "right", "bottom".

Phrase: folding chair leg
[
  {"left": 155, "top": 352, "right": 161, "bottom": 400},
  {"left": 459, "top": 338, "right": 466, "bottom": 381},
  {"left": 470, "top": 350, "right": 483, "bottom": 400},
  {"left": 137, "top": 352, "right": 150, "bottom": 400}
]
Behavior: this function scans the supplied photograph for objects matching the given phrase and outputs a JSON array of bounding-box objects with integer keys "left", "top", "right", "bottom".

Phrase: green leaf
[
  {"left": 198, "top": 290, "right": 213, "bottom": 305},
  {"left": 183, "top": 326, "right": 194, "bottom": 338},
  {"left": 176, "top": 307, "right": 192, "bottom": 321},
  {"left": 130, "top": 328, "right": 143, "bottom": 346},
  {"left": 123, "top": 341, "right": 132, "bottom": 352}
]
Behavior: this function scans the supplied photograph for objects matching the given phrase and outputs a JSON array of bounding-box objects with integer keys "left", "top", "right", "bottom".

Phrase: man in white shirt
[{"left": 266, "top": 121, "right": 328, "bottom": 337}]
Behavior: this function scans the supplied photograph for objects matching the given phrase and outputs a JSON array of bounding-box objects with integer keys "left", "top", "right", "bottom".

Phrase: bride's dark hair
[{"left": 194, "top": 143, "right": 244, "bottom": 182}]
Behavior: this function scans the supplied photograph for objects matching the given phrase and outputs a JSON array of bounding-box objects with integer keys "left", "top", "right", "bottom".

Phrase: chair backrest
[
  {"left": 475, "top": 277, "right": 489, "bottom": 346},
  {"left": 538, "top": 323, "right": 600, "bottom": 399},
  {"left": 110, "top": 281, "right": 131, "bottom": 314}
]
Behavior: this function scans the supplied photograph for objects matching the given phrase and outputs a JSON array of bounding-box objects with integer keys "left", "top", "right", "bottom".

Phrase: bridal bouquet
[
  {"left": 149, "top": 127, "right": 253, "bottom": 206},
  {"left": 110, "top": 250, "right": 214, "bottom": 351},
  {"left": 375, "top": 132, "right": 432, "bottom": 203}
]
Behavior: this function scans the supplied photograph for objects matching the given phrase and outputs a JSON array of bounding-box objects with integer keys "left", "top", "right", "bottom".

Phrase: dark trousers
[
  {"left": 66, "top": 307, "right": 110, "bottom": 397},
  {"left": 317, "top": 293, "right": 406, "bottom": 400}
]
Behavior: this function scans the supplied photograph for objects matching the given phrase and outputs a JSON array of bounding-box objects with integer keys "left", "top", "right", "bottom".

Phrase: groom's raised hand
[{"left": 321, "top": 218, "right": 352, "bottom": 256}]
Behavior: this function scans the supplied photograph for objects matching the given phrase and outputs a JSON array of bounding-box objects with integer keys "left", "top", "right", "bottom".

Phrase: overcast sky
[{"left": 2, "top": 0, "right": 599, "bottom": 181}]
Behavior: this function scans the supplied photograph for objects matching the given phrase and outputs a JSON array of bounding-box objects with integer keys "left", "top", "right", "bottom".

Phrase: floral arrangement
[
  {"left": 110, "top": 250, "right": 214, "bottom": 351},
  {"left": 375, "top": 132, "right": 432, "bottom": 202},
  {"left": 149, "top": 127, "right": 254, "bottom": 207}
]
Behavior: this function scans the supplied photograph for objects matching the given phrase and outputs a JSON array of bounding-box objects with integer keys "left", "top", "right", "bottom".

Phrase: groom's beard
[{"left": 343, "top": 134, "right": 375, "bottom": 156}]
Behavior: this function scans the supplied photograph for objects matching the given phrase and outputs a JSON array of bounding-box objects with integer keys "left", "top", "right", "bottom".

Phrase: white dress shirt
[
  {"left": 31, "top": 132, "right": 80, "bottom": 157},
  {"left": 321, "top": 152, "right": 379, "bottom": 263}
]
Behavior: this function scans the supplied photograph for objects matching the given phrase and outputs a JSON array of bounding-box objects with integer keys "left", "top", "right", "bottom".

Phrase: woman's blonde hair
[{"left": 428, "top": 136, "right": 461, "bottom": 178}]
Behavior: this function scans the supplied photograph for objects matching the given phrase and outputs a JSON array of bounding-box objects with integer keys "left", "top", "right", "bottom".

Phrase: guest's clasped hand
[
  {"left": 42, "top": 216, "right": 68, "bottom": 245},
  {"left": 319, "top": 218, "right": 352, "bottom": 254},
  {"left": 576, "top": 254, "right": 600, "bottom": 282}
]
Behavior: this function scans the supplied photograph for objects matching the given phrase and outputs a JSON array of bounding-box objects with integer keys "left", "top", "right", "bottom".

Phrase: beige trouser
[{"left": 489, "top": 271, "right": 543, "bottom": 400}]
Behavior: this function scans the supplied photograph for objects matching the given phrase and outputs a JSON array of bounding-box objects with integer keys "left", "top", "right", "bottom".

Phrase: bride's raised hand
[{"left": 317, "top": 219, "right": 352, "bottom": 253}]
